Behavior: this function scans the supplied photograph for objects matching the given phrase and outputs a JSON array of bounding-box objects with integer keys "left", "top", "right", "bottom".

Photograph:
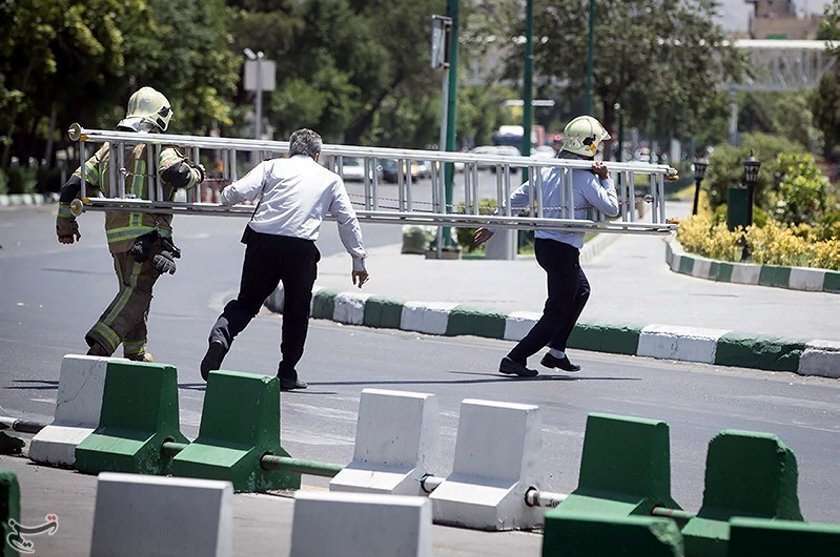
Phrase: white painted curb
[
  {"left": 28, "top": 355, "right": 110, "bottom": 466},
  {"left": 637, "top": 325, "right": 730, "bottom": 365},
  {"left": 333, "top": 292, "right": 371, "bottom": 325},
  {"left": 331, "top": 389, "right": 438, "bottom": 495},
  {"left": 400, "top": 301, "right": 458, "bottom": 335},
  {"left": 91, "top": 473, "right": 233, "bottom": 557},
  {"left": 789, "top": 267, "right": 826, "bottom": 291},
  {"left": 430, "top": 399, "right": 542, "bottom": 531},
  {"left": 799, "top": 340, "right": 840, "bottom": 378},
  {"left": 291, "top": 491, "right": 432, "bottom": 557},
  {"left": 504, "top": 311, "right": 541, "bottom": 342},
  {"left": 729, "top": 263, "right": 761, "bottom": 285}
]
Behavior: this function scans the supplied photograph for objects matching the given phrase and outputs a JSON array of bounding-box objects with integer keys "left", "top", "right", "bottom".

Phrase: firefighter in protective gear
[
  {"left": 56, "top": 87, "right": 205, "bottom": 361},
  {"left": 560, "top": 115, "right": 611, "bottom": 159}
]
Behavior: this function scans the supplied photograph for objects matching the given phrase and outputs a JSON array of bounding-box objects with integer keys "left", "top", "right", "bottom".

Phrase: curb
[
  {"left": 665, "top": 237, "right": 840, "bottom": 294},
  {"left": 0, "top": 192, "right": 59, "bottom": 207},
  {"left": 264, "top": 286, "right": 840, "bottom": 379}
]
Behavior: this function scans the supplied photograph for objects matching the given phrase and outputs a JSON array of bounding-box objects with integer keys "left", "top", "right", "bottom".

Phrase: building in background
[{"left": 746, "top": 0, "right": 825, "bottom": 39}]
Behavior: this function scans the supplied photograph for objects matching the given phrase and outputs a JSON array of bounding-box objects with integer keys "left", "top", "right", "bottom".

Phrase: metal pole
[
  {"left": 585, "top": 0, "right": 595, "bottom": 114},
  {"left": 522, "top": 0, "right": 534, "bottom": 163},
  {"left": 0, "top": 416, "right": 48, "bottom": 434},
  {"left": 255, "top": 52, "right": 264, "bottom": 141},
  {"left": 692, "top": 178, "right": 701, "bottom": 215},
  {"left": 443, "top": 0, "right": 460, "bottom": 248},
  {"left": 260, "top": 455, "right": 343, "bottom": 478},
  {"left": 616, "top": 102, "right": 624, "bottom": 162}
]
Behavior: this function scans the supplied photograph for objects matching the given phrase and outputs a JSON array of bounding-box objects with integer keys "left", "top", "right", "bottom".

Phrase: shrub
[
  {"left": 769, "top": 153, "right": 830, "bottom": 225},
  {"left": 455, "top": 198, "right": 498, "bottom": 253},
  {"left": 5, "top": 165, "right": 37, "bottom": 194},
  {"left": 0, "top": 168, "right": 8, "bottom": 196},
  {"left": 676, "top": 215, "right": 743, "bottom": 261}
]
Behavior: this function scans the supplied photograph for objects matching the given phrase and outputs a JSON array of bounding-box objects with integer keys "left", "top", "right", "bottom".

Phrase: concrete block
[
  {"left": 568, "top": 321, "right": 643, "bottom": 355},
  {"left": 714, "top": 333, "right": 804, "bottom": 372},
  {"left": 788, "top": 267, "right": 825, "bottom": 291},
  {"left": 1, "top": 470, "right": 20, "bottom": 557},
  {"left": 549, "top": 413, "right": 680, "bottom": 519},
  {"left": 429, "top": 399, "right": 542, "bottom": 531},
  {"left": 363, "top": 297, "right": 405, "bottom": 329},
  {"left": 798, "top": 339, "right": 840, "bottom": 378},
  {"left": 682, "top": 430, "right": 803, "bottom": 557},
  {"left": 172, "top": 371, "right": 300, "bottom": 492},
  {"left": 728, "top": 517, "right": 840, "bottom": 557},
  {"left": 331, "top": 389, "right": 438, "bottom": 495},
  {"left": 669, "top": 254, "right": 682, "bottom": 272},
  {"left": 542, "top": 513, "right": 683, "bottom": 557},
  {"left": 75, "top": 361, "right": 187, "bottom": 476},
  {"left": 638, "top": 325, "right": 729, "bottom": 364},
  {"left": 691, "top": 258, "right": 712, "bottom": 279},
  {"left": 400, "top": 302, "right": 457, "bottom": 335},
  {"left": 311, "top": 288, "right": 338, "bottom": 319},
  {"left": 90, "top": 472, "right": 233, "bottom": 557},
  {"left": 503, "top": 311, "right": 540, "bottom": 342},
  {"left": 730, "top": 263, "right": 761, "bottom": 285},
  {"left": 290, "top": 491, "right": 432, "bottom": 557},
  {"left": 29, "top": 355, "right": 109, "bottom": 467},
  {"left": 333, "top": 292, "right": 371, "bottom": 325},
  {"left": 446, "top": 306, "right": 506, "bottom": 339}
]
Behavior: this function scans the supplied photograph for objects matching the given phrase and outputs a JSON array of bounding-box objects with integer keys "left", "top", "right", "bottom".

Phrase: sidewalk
[{"left": 293, "top": 229, "right": 840, "bottom": 377}]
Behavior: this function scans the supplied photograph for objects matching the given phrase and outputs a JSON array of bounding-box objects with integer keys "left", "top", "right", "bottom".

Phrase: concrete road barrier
[
  {"left": 28, "top": 355, "right": 110, "bottom": 467},
  {"left": 429, "top": 399, "right": 542, "bottom": 531},
  {"left": 1, "top": 470, "right": 20, "bottom": 557},
  {"left": 331, "top": 389, "right": 438, "bottom": 495},
  {"left": 728, "top": 517, "right": 840, "bottom": 556},
  {"left": 171, "top": 371, "right": 300, "bottom": 492},
  {"left": 542, "top": 513, "right": 684, "bottom": 557},
  {"left": 74, "top": 361, "right": 187, "bottom": 476},
  {"left": 290, "top": 491, "right": 432, "bottom": 557},
  {"left": 681, "top": 430, "right": 803, "bottom": 557},
  {"left": 333, "top": 292, "right": 371, "bottom": 325},
  {"left": 90, "top": 472, "right": 233, "bottom": 557},
  {"left": 549, "top": 413, "right": 681, "bottom": 519},
  {"left": 638, "top": 325, "right": 730, "bottom": 365},
  {"left": 400, "top": 302, "right": 458, "bottom": 335}
]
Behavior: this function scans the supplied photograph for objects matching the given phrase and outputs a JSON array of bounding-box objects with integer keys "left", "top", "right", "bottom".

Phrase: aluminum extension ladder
[{"left": 67, "top": 123, "right": 678, "bottom": 235}]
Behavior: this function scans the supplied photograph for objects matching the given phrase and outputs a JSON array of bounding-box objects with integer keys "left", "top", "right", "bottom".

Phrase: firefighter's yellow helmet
[
  {"left": 117, "top": 87, "right": 172, "bottom": 133},
  {"left": 562, "top": 115, "right": 610, "bottom": 158}
]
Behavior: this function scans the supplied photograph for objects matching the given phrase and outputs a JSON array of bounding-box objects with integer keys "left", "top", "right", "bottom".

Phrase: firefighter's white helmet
[
  {"left": 562, "top": 115, "right": 610, "bottom": 158},
  {"left": 117, "top": 87, "right": 172, "bottom": 133}
]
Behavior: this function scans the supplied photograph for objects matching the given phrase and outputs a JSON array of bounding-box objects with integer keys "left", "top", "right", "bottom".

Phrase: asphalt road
[{"left": 1, "top": 204, "right": 839, "bottom": 526}]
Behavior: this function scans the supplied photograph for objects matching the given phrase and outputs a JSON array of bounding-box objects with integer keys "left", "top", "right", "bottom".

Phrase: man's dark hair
[{"left": 289, "top": 128, "right": 323, "bottom": 158}]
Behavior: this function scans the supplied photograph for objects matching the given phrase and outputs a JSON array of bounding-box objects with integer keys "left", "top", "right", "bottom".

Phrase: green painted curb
[
  {"left": 714, "top": 333, "right": 804, "bottom": 372},
  {"left": 550, "top": 413, "right": 680, "bottom": 519},
  {"left": 682, "top": 430, "right": 803, "bottom": 557},
  {"left": 75, "top": 361, "right": 187, "bottom": 476},
  {"left": 717, "top": 262, "right": 734, "bottom": 282},
  {"left": 446, "top": 306, "right": 506, "bottom": 339},
  {"left": 363, "top": 296, "right": 404, "bottom": 329},
  {"left": 825, "top": 270, "right": 840, "bottom": 293},
  {"left": 542, "top": 514, "right": 684, "bottom": 557},
  {"left": 758, "top": 265, "right": 791, "bottom": 288},
  {"left": 0, "top": 470, "right": 20, "bottom": 557},
  {"left": 311, "top": 289, "right": 339, "bottom": 319},
  {"left": 678, "top": 256, "right": 694, "bottom": 275},
  {"left": 728, "top": 517, "right": 840, "bottom": 556},
  {"left": 568, "top": 322, "right": 642, "bottom": 355},
  {"left": 172, "top": 370, "right": 300, "bottom": 492}
]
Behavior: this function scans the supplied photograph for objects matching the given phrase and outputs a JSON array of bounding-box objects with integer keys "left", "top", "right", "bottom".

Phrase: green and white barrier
[
  {"left": 728, "top": 517, "right": 840, "bottom": 556},
  {"left": 542, "top": 513, "right": 684, "bottom": 557},
  {"left": 0, "top": 470, "right": 20, "bottom": 557},
  {"left": 90, "top": 472, "right": 233, "bottom": 557},
  {"left": 330, "top": 389, "right": 438, "bottom": 495},
  {"left": 28, "top": 355, "right": 110, "bottom": 467}
]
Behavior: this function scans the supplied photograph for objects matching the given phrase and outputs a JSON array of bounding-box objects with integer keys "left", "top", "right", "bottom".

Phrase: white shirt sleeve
[
  {"left": 580, "top": 176, "right": 620, "bottom": 217},
  {"left": 220, "top": 161, "right": 268, "bottom": 206},
  {"left": 328, "top": 179, "right": 368, "bottom": 271}
]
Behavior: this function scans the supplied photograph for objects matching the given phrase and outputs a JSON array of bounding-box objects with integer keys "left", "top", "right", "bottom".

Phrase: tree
[
  {"left": 813, "top": 0, "right": 840, "bottom": 162},
  {"left": 524, "top": 0, "right": 745, "bottom": 159}
]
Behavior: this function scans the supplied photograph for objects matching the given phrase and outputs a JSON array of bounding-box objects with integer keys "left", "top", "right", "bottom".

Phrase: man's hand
[
  {"left": 153, "top": 250, "right": 177, "bottom": 275},
  {"left": 474, "top": 228, "right": 494, "bottom": 246},
  {"left": 591, "top": 161, "right": 610, "bottom": 180},
  {"left": 56, "top": 218, "right": 81, "bottom": 244},
  {"left": 352, "top": 270, "right": 369, "bottom": 289}
]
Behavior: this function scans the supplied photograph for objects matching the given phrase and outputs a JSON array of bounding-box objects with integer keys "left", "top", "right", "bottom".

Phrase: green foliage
[
  {"left": 740, "top": 92, "right": 822, "bottom": 153},
  {"left": 5, "top": 165, "right": 37, "bottom": 195},
  {"left": 769, "top": 153, "right": 831, "bottom": 225},
  {"left": 813, "top": 1, "right": 840, "bottom": 161},
  {"left": 0, "top": 168, "right": 8, "bottom": 195},
  {"left": 704, "top": 133, "right": 805, "bottom": 211},
  {"left": 456, "top": 198, "right": 498, "bottom": 253}
]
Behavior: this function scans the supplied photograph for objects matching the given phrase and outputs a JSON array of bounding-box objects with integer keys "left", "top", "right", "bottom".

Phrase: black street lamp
[
  {"left": 743, "top": 150, "right": 761, "bottom": 227},
  {"left": 691, "top": 157, "right": 708, "bottom": 216}
]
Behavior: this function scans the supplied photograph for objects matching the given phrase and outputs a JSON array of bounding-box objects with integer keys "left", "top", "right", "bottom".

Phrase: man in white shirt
[
  {"left": 475, "top": 116, "right": 619, "bottom": 378},
  {"left": 200, "top": 128, "right": 368, "bottom": 390}
]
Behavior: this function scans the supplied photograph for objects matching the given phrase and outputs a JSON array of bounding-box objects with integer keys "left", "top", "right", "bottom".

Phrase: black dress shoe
[
  {"left": 540, "top": 353, "right": 581, "bottom": 372},
  {"left": 200, "top": 341, "right": 227, "bottom": 381},
  {"left": 498, "top": 357, "right": 538, "bottom": 378},
  {"left": 279, "top": 376, "right": 308, "bottom": 391}
]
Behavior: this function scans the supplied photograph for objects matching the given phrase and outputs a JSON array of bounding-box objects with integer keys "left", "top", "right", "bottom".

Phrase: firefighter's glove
[
  {"left": 56, "top": 216, "right": 81, "bottom": 244},
  {"left": 153, "top": 250, "right": 177, "bottom": 275},
  {"left": 128, "top": 235, "right": 155, "bottom": 263},
  {"left": 193, "top": 163, "right": 206, "bottom": 184}
]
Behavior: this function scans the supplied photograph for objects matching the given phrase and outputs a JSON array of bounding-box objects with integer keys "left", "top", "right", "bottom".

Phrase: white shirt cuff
[{"left": 352, "top": 257, "right": 366, "bottom": 272}]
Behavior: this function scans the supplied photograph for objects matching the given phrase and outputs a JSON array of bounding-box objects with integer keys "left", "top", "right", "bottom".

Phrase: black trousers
[
  {"left": 507, "top": 238, "right": 590, "bottom": 363},
  {"left": 208, "top": 230, "right": 320, "bottom": 375}
]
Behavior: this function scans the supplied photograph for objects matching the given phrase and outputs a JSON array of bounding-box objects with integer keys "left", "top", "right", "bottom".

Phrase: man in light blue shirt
[{"left": 476, "top": 116, "right": 619, "bottom": 377}]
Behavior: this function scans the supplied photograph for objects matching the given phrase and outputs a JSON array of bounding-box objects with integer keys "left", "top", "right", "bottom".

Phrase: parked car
[
  {"left": 341, "top": 157, "right": 382, "bottom": 182},
  {"left": 469, "top": 145, "right": 499, "bottom": 170},
  {"left": 531, "top": 145, "right": 557, "bottom": 159},
  {"left": 379, "top": 158, "right": 399, "bottom": 183}
]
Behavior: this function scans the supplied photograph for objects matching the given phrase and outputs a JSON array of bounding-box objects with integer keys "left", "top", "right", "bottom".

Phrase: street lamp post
[
  {"left": 691, "top": 157, "right": 708, "bottom": 216},
  {"left": 743, "top": 150, "right": 761, "bottom": 227},
  {"left": 244, "top": 48, "right": 264, "bottom": 140}
]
